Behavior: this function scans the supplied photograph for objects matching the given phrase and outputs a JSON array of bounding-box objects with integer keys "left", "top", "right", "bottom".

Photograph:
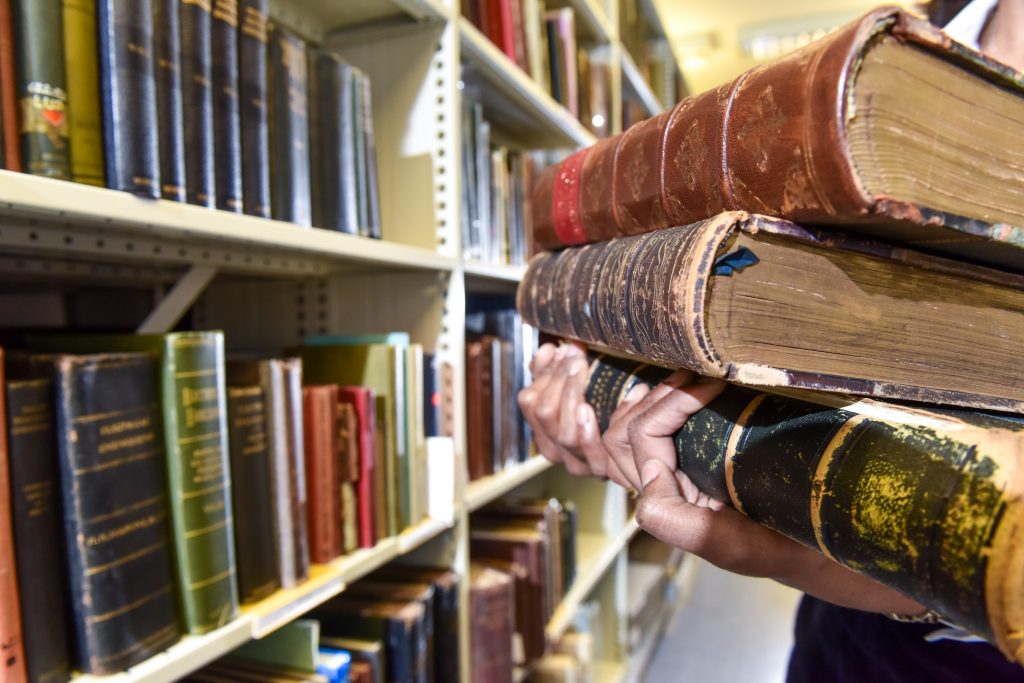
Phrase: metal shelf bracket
[{"left": 137, "top": 265, "right": 219, "bottom": 334}]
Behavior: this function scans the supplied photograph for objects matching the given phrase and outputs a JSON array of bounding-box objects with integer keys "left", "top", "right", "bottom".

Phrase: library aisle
[{"left": 644, "top": 561, "right": 802, "bottom": 683}]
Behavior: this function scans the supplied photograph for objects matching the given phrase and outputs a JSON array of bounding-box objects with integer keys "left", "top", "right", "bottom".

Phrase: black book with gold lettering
[
  {"left": 225, "top": 379, "right": 279, "bottom": 604},
  {"left": 97, "top": 0, "right": 160, "bottom": 197},
  {"left": 5, "top": 375, "right": 71, "bottom": 683},
  {"left": 238, "top": 0, "right": 270, "bottom": 218},
  {"left": 49, "top": 353, "right": 181, "bottom": 674},
  {"left": 211, "top": 0, "right": 242, "bottom": 212},
  {"left": 268, "top": 22, "right": 311, "bottom": 227},
  {"left": 152, "top": 0, "right": 186, "bottom": 201},
  {"left": 180, "top": 0, "right": 215, "bottom": 207}
]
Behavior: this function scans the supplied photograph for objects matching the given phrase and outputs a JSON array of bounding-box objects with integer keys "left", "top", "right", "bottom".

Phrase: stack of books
[
  {"left": 516, "top": 7, "right": 1024, "bottom": 665},
  {"left": 469, "top": 496, "right": 578, "bottom": 681},
  {"left": 0, "top": 330, "right": 450, "bottom": 678},
  {"left": 0, "top": 0, "right": 381, "bottom": 235}
]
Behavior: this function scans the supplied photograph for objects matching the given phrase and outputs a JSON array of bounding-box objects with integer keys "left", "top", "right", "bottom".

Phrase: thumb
[{"left": 636, "top": 459, "right": 718, "bottom": 556}]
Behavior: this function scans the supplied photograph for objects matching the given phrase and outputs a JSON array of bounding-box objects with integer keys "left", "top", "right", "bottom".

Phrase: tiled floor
[{"left": 644, "top": 559, "right": 803, "bottom": 683}]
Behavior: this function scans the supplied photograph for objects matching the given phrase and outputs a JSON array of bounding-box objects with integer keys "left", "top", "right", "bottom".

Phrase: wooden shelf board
[
  {"left": 466, "top": 456, "right": 556, "bottom": 512},
  {"left": 0, "top": 172, "right": 456, "bottom": 277},
  {"left": 547, "top": 517, "right": 640, "bottom": 640},
  {"left": 459, "top": 18, "right": 596, "bottom": 149},
  {"left": 620, "top": 49, "right": 664, "bottom": 116}
]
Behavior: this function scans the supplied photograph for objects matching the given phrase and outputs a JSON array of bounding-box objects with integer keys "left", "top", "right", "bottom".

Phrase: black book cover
[
  {"left": 238, "top": 0, "right": 270, "bottom": 218},
  {"left": 180, "top": 0, "right": 215, "bottom": 207},
  {"left": 211, "top": 0, "right": 242, "bottom": 212},
  {"left": 152, "top": 0, "right": 186, "bottom": 201},
  {"left": 310, "top": 50, "right": 357, "bottom": 234},
  {"left": 6, "top": 377, "right": 71, "bottom": 683},
  {"left": 97, "top": 0, "right": 160, "bottom": 197},
  {"left": 268, "top": 22, "right": 311, "bottom": 227},
  {"left": 50, "top": 352, "right": 181, "bottom": 674},
  {"left": 351, "top": 70, "right": 367, "bottom": 235},
  {"left": 545, "top": 19, "right": 563, "bottom": 105},
  {"left": 225, "top": 384, "right": 279, "bottom": 604}
]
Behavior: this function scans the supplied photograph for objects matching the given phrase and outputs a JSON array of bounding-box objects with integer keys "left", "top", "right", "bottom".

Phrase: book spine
[
  {"left": 152, "top": 0, "right": 187, "bottom": 201},
  {"left": 350, "top": 69, "right": 367, "bottom": 235},
  {"left": 268, "top": 23, "right": 311, "bottom": 226},
  {"left": 283, "top": 360, "right": 309, "bottom": 582},
  {"left": 62, "top": 0, "right": 104, "bottom": 186},
  {"left": 339, "top": 389, "right": 376, "bottom": 549},
  {"left": 52, "top": 354, "right": 181, "bottom": 675},
  {"left": 302, "top": 386, "right": 340, "bottom": 564},
  {"left": 262, "top": 360, "right": 297, "bottom": 588},
  {"left": 0, "top": 0, "right": 20, "bottom": 170},
  {"left": 531, "top": 12, "right": 884, "bottom": 249},
  {"left": 311, "top": 52, "right": 357, "bottom": 234},
  {"left": 237, "top": 0, "right": 270, "bottom": 218},
  {"left": 211, "top": 0, "right": 242, "bottom": 212},
  {"left": 160, "top": 333, "right": 239, "bottom": 634},
  {"left": 96, "top": 0, "right": 160, "bottom": 197},
  {"left": 180, "top": 0, "right": 215, "bottom": 207},
  {"left": 12, "top": 0, "right": 70, "bottom": 179},
  {"left": 469, "top": 569, "right": 514, "bottom": 683},
  {"left": 583, "top": 354, "right": 1024, "bottom": 660},
  {"left": 6, "top": 379, "right": 71, "bottom": 683},
  {"left": 517, "top": 217, "right": 733, "bottom": 376},
  {"left": 360, "top": 72, "right": 381, "bottom": 238},
  {"left": 0, "top": 353, "right": 27, "bottom": 683},
  {"left": 226, "top": 385, "right": 279, "bottom": 604}
]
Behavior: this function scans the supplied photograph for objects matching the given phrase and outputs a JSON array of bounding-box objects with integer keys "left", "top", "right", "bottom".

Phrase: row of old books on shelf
[
  {"left": 0, "top": 0, "right": 380, "bottom": 236},
  {"left": 618, "top": 0, "right": 687, "bottom": 120},
  {"left": 469, "top": 496, "right": 579, "bottom": 683},
  {"left": 0, "top": 330, "right": 448, "bottom": 680},
  {"left": 461, "top": 2, "right": 612, "bottom": 139},
  {"left": 187, "top": 562, "right": 460, "bottom": 683},
  {"left": 517, "top": 7, "right": 1024, "bottom": 664},
  {"left": 465, "top": 302, "right": 537, "bottom": 481}
]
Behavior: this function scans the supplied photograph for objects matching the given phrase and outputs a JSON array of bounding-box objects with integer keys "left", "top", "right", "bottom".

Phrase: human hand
[
  {"left": 620, "top": 380, "right": 928, "bottom": 615},
  {"left": 516, "top": 342, "right": 612, "bottom": 478}
]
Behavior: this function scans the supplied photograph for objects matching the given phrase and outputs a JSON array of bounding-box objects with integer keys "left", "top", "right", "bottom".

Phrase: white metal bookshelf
[{"left": 0, "top": 0, "right": 691, "bottom": 680}]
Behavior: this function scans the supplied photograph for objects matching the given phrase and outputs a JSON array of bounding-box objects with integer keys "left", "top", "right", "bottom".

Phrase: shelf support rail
[{"left": 137, "top": 265, "right": 219, "bottom": 334}]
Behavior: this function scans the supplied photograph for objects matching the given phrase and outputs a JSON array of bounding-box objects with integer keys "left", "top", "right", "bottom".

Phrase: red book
[
  {"left": 302, "top": 385, "right": 341, "bottom": 563},
  {"left": 338, "top": 386, "right": 377, "bottom": 549},
  {"left": 485, "top": 0, "right": 516, "bottom": 65},
  {"left": 0, "top": 0, "right": 20, "bottom": 170},
  {"left": 0, "top": 349, "right": 28, "bottom": 683}
]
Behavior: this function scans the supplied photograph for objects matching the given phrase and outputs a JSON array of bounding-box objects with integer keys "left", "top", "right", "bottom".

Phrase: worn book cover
[
  {"left": 531, "top": 7, "right": 1024, "bottom": 274},
  {"left": 518, "top": 211, "right": 1024, "bottom": 413}
]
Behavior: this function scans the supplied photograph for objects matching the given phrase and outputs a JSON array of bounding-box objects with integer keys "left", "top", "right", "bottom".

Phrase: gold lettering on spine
[
  {"left": 808, "top": 415, "right": 866, "bottom": 562},
  {"left": 213, "top": 0, "right": 238, "bottom": 25},
  {"left": 85, "top": 512, "right": 165, "bottom": 546},
  {"left": 723, "top": 394, "right": 767, "bottom": 514},
  {"left": 241, "top": 5, "right": 268, "bottom": 42}
]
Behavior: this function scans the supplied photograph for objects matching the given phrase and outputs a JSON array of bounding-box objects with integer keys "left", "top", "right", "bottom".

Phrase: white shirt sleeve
[{"left": 941, "top": 0, "right": 999, "bottom": 50}]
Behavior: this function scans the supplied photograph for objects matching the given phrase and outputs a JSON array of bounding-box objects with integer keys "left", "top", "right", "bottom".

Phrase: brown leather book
[
  {"left": 517, "top": 211, "right": 1024, "bottom": 413},
  {"left": 468, "top": 564, "right": 514, "bottom": 683},
  {"left": 531, "top": 7, "right": 1024, "bottom": 274},
  {"left": 471, "top": 527, "right": 549, "bottom": 663},
  {"left": 465, "top": 340, "right": 494, "bottom": 481},
  {"left": 302, "top": 385, "right": 341, "bottom": 564},
  {"left": 0, "top": 0, "right": 18, "bottom": 170},
  {"left": 0, "top": 349, "right": 28, "bottom": 683}
]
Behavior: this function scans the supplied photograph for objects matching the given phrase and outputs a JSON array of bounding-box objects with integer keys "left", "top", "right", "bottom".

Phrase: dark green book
[
  {"left": 5, "top": 376, "right": 71, "bottom": 683},
  {"left": 49, "top": 353, "right": 181, "bottom": 674},
  {"left": 32, "top": 333, "right": 240, "bottom": 635},
  {"left": 585, "top": 353, "right": 1024, "bottom": 662},
  {"left": 12, "top": 0, "right": 70, "bottom": 178}
]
